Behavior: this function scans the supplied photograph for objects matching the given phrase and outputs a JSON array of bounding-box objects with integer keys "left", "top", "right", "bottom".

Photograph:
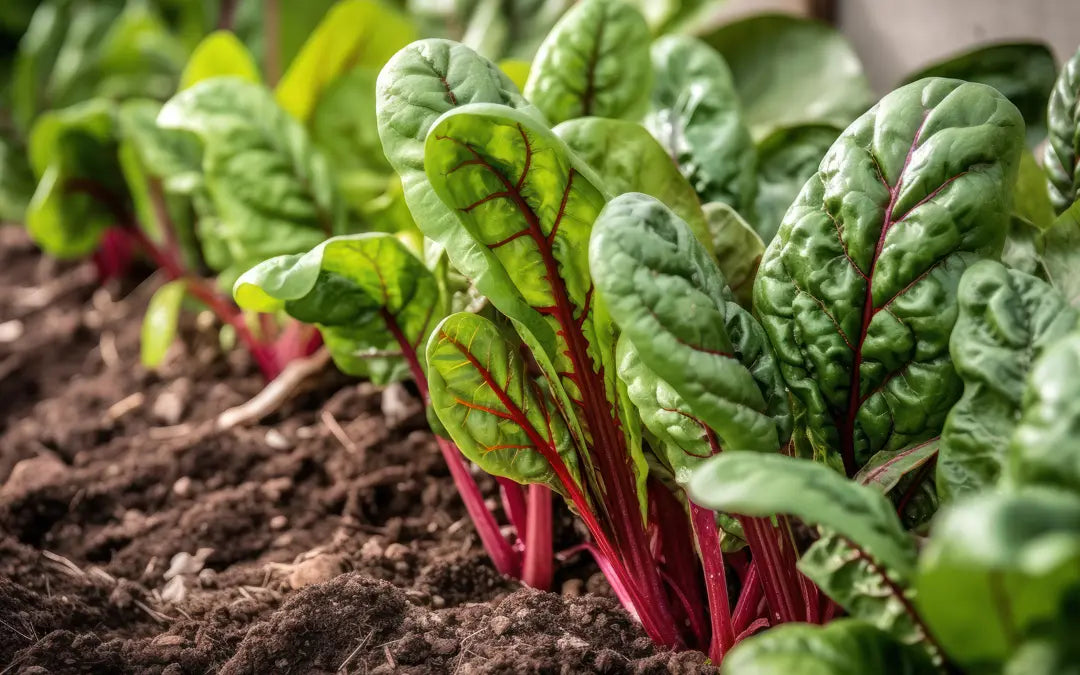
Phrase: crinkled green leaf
[
  {"left": 276, "top": 0, "right": 416, "bottom": 124},
  {"left": 1003, "top": 216, "right": 1047, "bottom": 276},
  {"left": 903, "top": 42, "right": 1056, "bottom": 148},
  {"left": 938, "top": 261, "right": 1078, "bottom": 500},
  {"left": 141, "top": 279, "right": 186, "bottom": 369},
  {"left": 591, "top": 193, "right": 790, "bottom": 454},
  {"left": 856, "top": 438, "right": 940, "bottom": 497},
  {"left": 523, "top": 0, "right": 651, "bottom": 125},
  {"left": 376, "top": 39, "right": 539, "bottom": 302},
  {"left": 180, "top": 30, "right": 261, "bottom": 91},
  {"left": 26, "top": 98, "right": 125, "bottom": 258},
  {"left": 721, "top": 619, "right": 935, "bottom": 675},
  {"left": 1009, "top": 333, "right": 1080, "bottom": 493},
  {"left": 702, "top": 14, "right": 872, "bottom": 140},
  {"left": 752, "top": 123, "right": 840, "bottom": 243},
  {"left": 427, "top": 312, "right": 579, "bottom": 492},
  {"left": 644, "top": 35, "right": 755, "bottom": 214},
  {"left": 1040, "top": 200, "right": 1080, "bottom": 305},
  {"left": 702, "top": 202, "right": 763, "bottom": 308},
  {"left": 158, "top": 77, "right": 347, "bottom": 278},
  {"left": 688, "top": 452, "right": 917, "bottom": 583},
  {"left": 917, "top": 489, "right": 1080, "bottom": 669},
  {"left": 754, "top": 78, "right": 1025, "bottom": 475},
  {"left": 1045, "top": 46, "right": 1080, "bottom": 214},
  {"left": 554, "top": 116, "right": 710, "bottom": 251},
  {"left": 116, "top": 98, "right": 202, "bottom": 195},
  {"left": 234, "top": 233, "right": 438, "bottom": 382}
]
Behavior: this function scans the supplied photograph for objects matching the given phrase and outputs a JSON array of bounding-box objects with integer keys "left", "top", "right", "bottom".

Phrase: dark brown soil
[{"left": 0, "top": 228, "right": 714, "bottom": 674}]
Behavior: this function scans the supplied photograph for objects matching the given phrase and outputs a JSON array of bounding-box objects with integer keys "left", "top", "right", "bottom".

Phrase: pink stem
[
  {"left": 690, "top": 501, "right": 735, "bottom": 662},
  {"left": 738, "top": 516, "right": 804, "bottom": 625},
  {"left": 497, "top": 477, "right": 529, "bottom": 547},
  {"left": 521, "top": 484, "right": 553, "bottom": 590},
  {"left": 732, "top": 564, "right": 764, "bottom": 635}
]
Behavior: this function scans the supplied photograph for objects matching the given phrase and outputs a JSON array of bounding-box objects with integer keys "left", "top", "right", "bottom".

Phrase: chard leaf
[
  {"left": 523, "top": 0, "right": 651, "bottom": 125},
  {"left": 1009, "top": 333, "right": 1080, "bottom": 493},
  {"left": 903, "top": 42, "right": 1056, "bottom": 148},
  {"left": 116, "top": 99, "right": 201, "bottom": 195},
  {"left": 702, "top": 202, "right": 763, "bottom": 308},
  {"left": 688, "top": 452, "right": 917, "bottom": 584},
  {"left": 752, "top": 123, "right": 840, "bottom": 243},
  {"left": 158, "top": 78, "right": 347, "bottom": 278},
  {"left": 497, "top": 59, "right": 530, "bottom": 90},
  {"left": 1040, "top": 200, "right": 1080, "bottom": 305},
  {"left": 938, "top": 261, "right": 1078, "bottom": 500},
  {"left": 376, "top": 39, "right": 538, "bottom": 300},
  {"left": 754, "top": 78, "right": 1025, "bottom": 475},
  {"left": 644, "top": 34, "right": 755, "bottom": 213},
  {"left": 553, "top": 116, "right": 710, "bottom": 250},
  {"left": 721, "top": 619, "right": 935, "bottom": 675},
  {"left": 234, "top": 233, "right": 437, "bottom": 382},
  {"left": 275, "top": 0, "right": 416, "bottom": 124},
  {"left": 0, "top": 134, "right": 35, "bottom": 222},
  {"left": 856, "top": 438, "right": 940, "bottom": 496},
  {"left": 590, "top": 192, "right": 790, "bottom": 453},
  {"left": 93, "top": 0, "right": 185, "bottom": 102},
  {"left": 917, "top": 489, "right": 1080, "bottom": 669},
  {"left": 180, "top": 30, "right": 261, "bottom": 91},
  {"left": 1002, "top": 216, "right": 1046, "bottom": 277},
  {"left": 1044, "top": 46, "right": 1080, "bottom": 214},
  {"left": 26, "top": 98, "right": 126, "bottom": 258},
  {"left": 426, "top": 312, "right": 580, "bottom": 493},
  {"left": 141, "top": 279, "right": 186, "bottom": 369},
  {"left": 702, "top": 14, "right": 872, "bottom": 139},
  {"left": 1013, "top": 150, "right": 1056, "bottom": 231}
]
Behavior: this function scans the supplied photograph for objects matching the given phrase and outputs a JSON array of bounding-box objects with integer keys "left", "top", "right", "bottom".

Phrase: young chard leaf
[
  {"left": 855, "top": 438, "right": 940, "bottom": 496},
  {"left": 275, "top": 0, "right": 416, "bottom": 124},
  {"left": 234, "top": 233, "right": 437, "bottom": 383},
  {"left": 523, "top": 0, "right": 651, "bottom": 125},
  {"left": 938, "top": 261, "right": 1078, "bottom": 500},
  {"left": 721, "top": 619, "right": 936, "bottom": 675},
  {"left": 1009, "top": 333, "right": 1080, "bottom": 493},
  {"left": 180, "top": 31, "right": 261, "bottom": 91},
  {"left": 141, "top": 279, "right": 186, "bottom": 369},
  {"left": 917, "top": 489, "right": 1080, "bottom": 669},
  {"left": 702, "top": 201, "right": 764, "bottom": 308},
  {"left": 1044, "top": 46, "right": 1080, "bottom": 214},
  {"left": 644, "top": 35, "right": 755, "bottom": 214},
  {"left": 1013, "top": 150, "right": 1055, "bottom": 231},
  {"left": 1040, "top": 200, "right": 1080, "bottom": 305},
  {"left": 553, "top": 116, "right": 711, "bottom": 250},
  {"left": 754, "top": 78, "right": 1025, "bottom": 476},
  {"left": 158, "top": 77, "right": 347, "bottom": 279},
  {"left": 426, "top": 312, "right": 580, "bottom": 494},
  {"left": 752, "top": 123, "right": 840, "bottom": 243},
  {"left": 590, "top": 192, "right": 790, "bottom": 454}
]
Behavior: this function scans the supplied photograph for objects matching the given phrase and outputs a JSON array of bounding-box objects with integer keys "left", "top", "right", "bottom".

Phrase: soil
[{"left": 0, "top": 227, "right": 715, "bottom": 674}]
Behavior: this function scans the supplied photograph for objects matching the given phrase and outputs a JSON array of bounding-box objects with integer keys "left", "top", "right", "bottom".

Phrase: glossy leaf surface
[
  {"left": 644, "top": 35, "right": 755, "bottom": 213},
  {"left": 754, "top": 78, "right": 1025, "bottom": 474},
  {"left": 752, "top": 123, "right": 840, "bottom": 243},
  {"left": 141, "top": 279, "right": 186, "bottom": 369},
  {"left": 855, "top": 438, "right": 940, "bottom": 496},
  {"left": 938, "top": 261, "right": 1078, "bottom": 500},
  {"left": 702, "top": 202, "right": 763, "bottom": 308},
  {"left": 523, "top": 0, "right": 651, "bottom": 125},
  {"left": 1040, "top": 200, "right": 1080, "bottom": 305},
  {"left": 1044, "top": 46, "right": 1080, "bottom": 214}
]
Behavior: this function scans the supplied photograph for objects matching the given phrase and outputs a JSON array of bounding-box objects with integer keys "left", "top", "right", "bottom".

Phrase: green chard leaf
[
  {"left": 856, "top": 438, "right": 940, "bottom": 497},
  {"left": 275, "top": 0, "right": 417, "bottom": 124},
  {"left": 93, "top": 0, "right": 186, "bottom": 102},
  {"left": 754, "top": 77, "right": 1025, "bottom": 476},
  {"left": 553, "top": 116, "right": 711, "bottom": 250},
  {"left": 644, "top": 34, "right": 756, "bottom": 214},
  {"left": 917, "top": 489, "right": 1080, "bottom": 669},
  {"left": 938, "top": 261, "right": 1078, "bottom": 500},
  {"left": 141, "top": 279, "right": 186, "bottom": 369},
  {"left": 702, "top": 14, "right": 873, "bottom": 140},
  {"left": 158, "top": 77, "right": 347, "bottom": 279},
  {"left": 1044, "top": 46, "right": 1080, "bottom": 214},
  {"left": 1009, "top": 333, "right": 1080, "bottom": 493},
  {"left": 26, "top": 98, "right": 127, "bottom": 258},
  {"left": 752, "top": 123, "right": 841, "bottom": 243},
  {"left": 702, "top": 201, "right": 764, "bottom": 308},
  {"left": 523, "top": 0, "right": 652, "bottom": 125},
  {"left": 0, "top": 133, "right": 35, "bottom": 222},
  {"left": 590, "top": 192, "right": 790, "bottom": 454},
  {"left": 234, "top": 233, "right": 438, "bottom": 383},
  {"left": 721, "top": 619, "right": 936, "bottom": 675},
  {"left": 903, "top": 42, "right": 1056, "bottom": 148},
  {"left": 116, "top": 98, "right": 202, "bottom": 194},
  {"left": 1040, "top": 200, "right": 1080, "bottom": 305},
  {"left": 426, "top": 312, "right": 581, "bottom": 494},
  {"left": 1013, "top": 150, "right": 1055, "bottom": 231},
  {"left": 180, "top": 30, "right": 261, "bottom": 90}
]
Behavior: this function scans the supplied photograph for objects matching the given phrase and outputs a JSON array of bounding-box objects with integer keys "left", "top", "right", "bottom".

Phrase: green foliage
[
  {"left": 702, "top": 14, "right": 873, "bottom": 140},
  {"left": 179, "top": 30, "right": 261, "bottom": 90},
  {"left": 0, "top": 134, "right": 35, "bottom": 222},
  {"left": 1040, "top": 200, "right": 1080, "bottom": 306},
  {"left": 1045, "top": 46, "right": 1080, "bottom": 214},
  {"left": 701, "top": 202, "right": 763, "bottom": 308},
  {"left": 754, "top": 77, "right": 1025, "bottom": 475},
  {"left": 644, "top": 34, "right": 755, "bottom": 214},
  {"left": 752, "top": 123, "right": 840, "bottom": 243},
  {"left": 938, "top": 261, "right": 1079, "bottom": 500},
  {"left": 141, "top": 279, "right": 186, "bottom": 368},
  {"left": 523, "top": 0, "right": 652, "bottom": 125}
]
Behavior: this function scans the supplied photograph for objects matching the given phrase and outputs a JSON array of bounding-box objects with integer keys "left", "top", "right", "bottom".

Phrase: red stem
[
  {"left": 650, "top": 483, "right": 708, "bottom": 648},
  {"left": 738, "top": 516, "right": 804, "bottom": 625},
  {"left": 689, "top": 501, "right": 735, "bottom": 662},
  {"left": 497, "top": 477, "right": 529, "bottom": 547},
  {"left": 384, "top": 309, "right": 521, "bottom": 579},
  {"left": 731, "top": 564, "right": 764, "bottom": 635},
  {"left": 522, "top": 484, "right": 553, "bottom": 590}
]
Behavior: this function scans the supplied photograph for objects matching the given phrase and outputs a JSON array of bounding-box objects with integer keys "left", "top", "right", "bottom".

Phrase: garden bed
[{"left": 0, "top": 229, "right": 713, "bottom": 673}]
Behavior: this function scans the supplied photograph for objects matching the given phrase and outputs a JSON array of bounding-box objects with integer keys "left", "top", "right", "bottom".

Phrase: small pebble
[
  {"left": 430, "top": 594, "right": 446, "bottom": 609},
  {"left": 269, "top": 515, "right": 288, "bottom": 530},
  {"left": 490, "top": 615, "right": 512, "bottom": 636},
  {"left": 561, "top": 578, "right": 584, "bottom": 597},
  {"left": 1, "top": 454, "right": 68, "bottom": 498},
  {"left": 288, "top": 554, "right": 344, "bottom": 589},
  {"left": 161, "top": 576, "right": 186, "bottom": 603},
  {"left": 556, "top": 635, "right": 590, "bottom": 651},
  {"left": 265, "top": 429, "right": 292, "bottom": 450},
  {"left": 429, "top": 638, "right": 458, "bottom": 656},
  {"left": 383, "top": 543, "right": 409, "bottom": 560},
  {"left": 172, "top": 477, "right": 192, "bottom": 498},
  {"left": 151, "top": 379, "right": 191, "bottom": 426},
  {"left": 0, "top": 319, "right": 24, "bottom": 343}
]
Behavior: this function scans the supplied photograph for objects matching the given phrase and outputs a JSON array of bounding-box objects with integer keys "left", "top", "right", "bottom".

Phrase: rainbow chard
[
  {"left": 232, "top": 233, "right": 548, "bottom": 585},
  {"left": 754, "top": 78, "right": 1025, "bottom": 479}
]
